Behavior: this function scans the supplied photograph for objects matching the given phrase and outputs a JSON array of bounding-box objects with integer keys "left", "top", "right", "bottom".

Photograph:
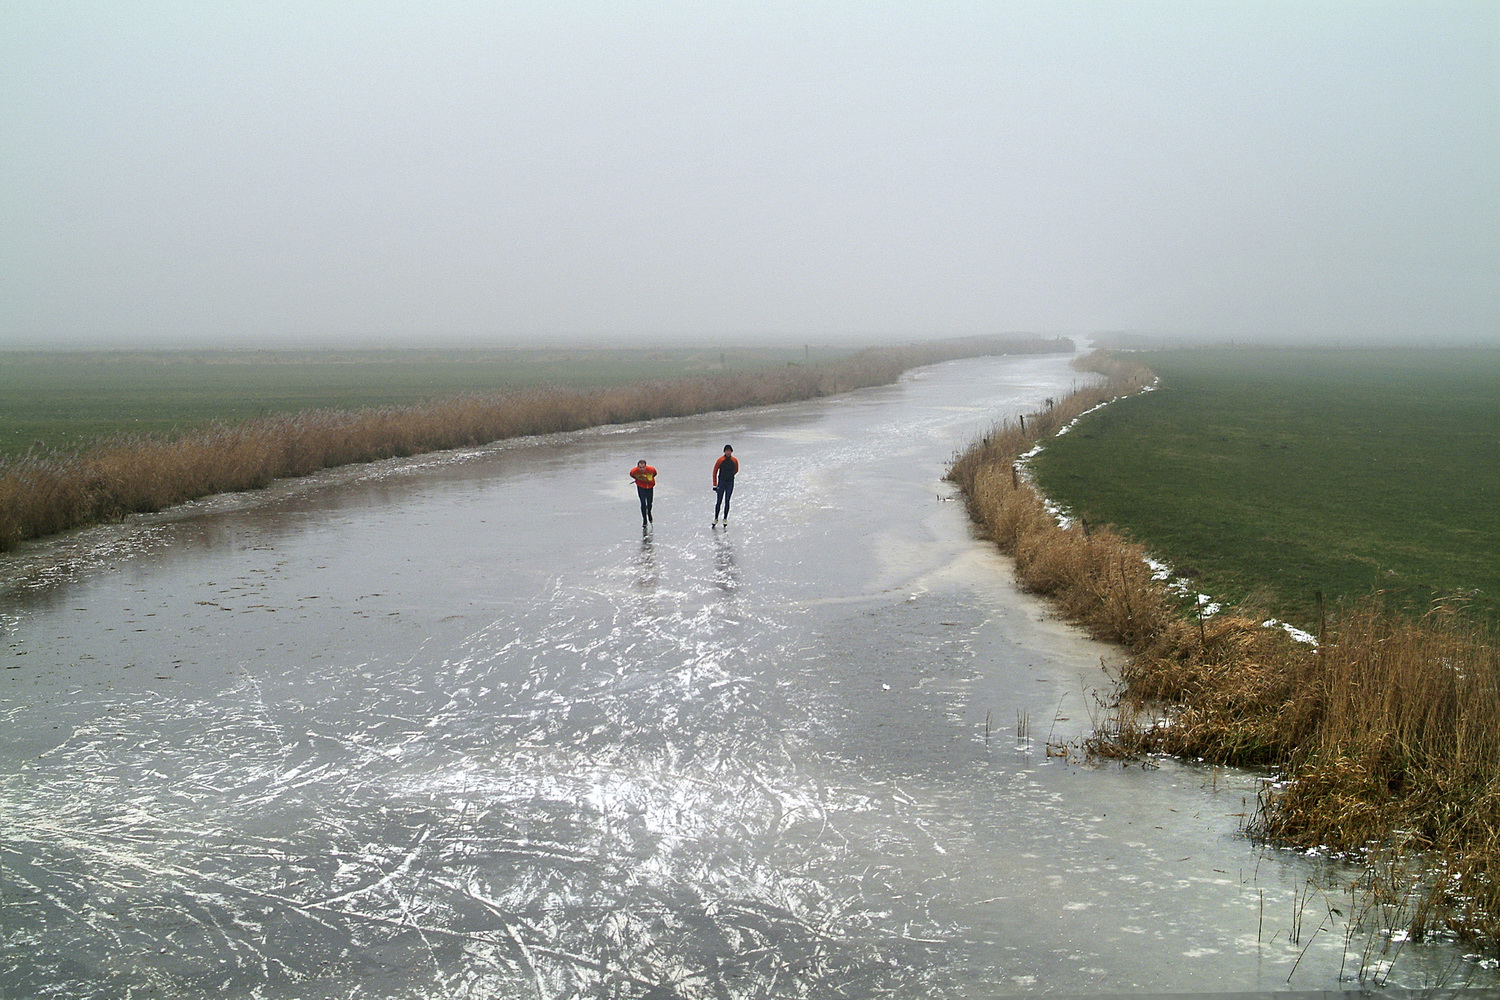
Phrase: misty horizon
[{"left": 3, "top": 3, "right": 1496, "bottom": 349}]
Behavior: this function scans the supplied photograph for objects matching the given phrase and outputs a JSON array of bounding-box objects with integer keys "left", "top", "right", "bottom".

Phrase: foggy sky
[{"left": 2, "top": 2, "right": 1496, "bottom": 348}]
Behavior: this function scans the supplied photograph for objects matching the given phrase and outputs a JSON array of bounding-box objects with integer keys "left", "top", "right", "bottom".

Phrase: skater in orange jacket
[{"left": 630, "top": 459, "right": 657, "bottom": 526}]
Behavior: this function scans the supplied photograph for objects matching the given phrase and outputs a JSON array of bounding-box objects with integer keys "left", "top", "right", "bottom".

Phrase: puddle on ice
[{"left": 2, "top": 354, "right": 1496, "bottom": 999}]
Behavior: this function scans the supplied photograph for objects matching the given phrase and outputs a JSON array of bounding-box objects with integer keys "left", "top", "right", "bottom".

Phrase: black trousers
[
  {"left": 714, "top": 483, "right": 734, "bottom": 519},
  {"left": 637, "top": 486, "right": 654, "bottom": 517}
]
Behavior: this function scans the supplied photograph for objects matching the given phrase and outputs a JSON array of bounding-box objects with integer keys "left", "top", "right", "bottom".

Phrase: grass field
[
  {"left": 0, "top": 346, "right": 853, "bottom": 457},
  {"left": 1029, "top": 347, "right": 1500, "bottom": 627}
]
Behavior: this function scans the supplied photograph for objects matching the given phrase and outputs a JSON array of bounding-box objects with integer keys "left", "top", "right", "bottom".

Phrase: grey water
[{"left": 2, "top": 354, "right": 1494, "bottom": 999}]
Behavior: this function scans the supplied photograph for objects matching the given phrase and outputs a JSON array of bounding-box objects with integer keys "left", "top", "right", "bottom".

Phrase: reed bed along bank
[
  {"left": 0, "top": 336, "right": 1064, "bottom": 551},
  {"left": 948, "top": 351, "right": 1500, "bottom": 947}
]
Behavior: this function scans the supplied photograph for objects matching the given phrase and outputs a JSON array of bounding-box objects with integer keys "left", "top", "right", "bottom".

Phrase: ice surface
[{"left": 2, "top": 356, "right": 1492, "bottom": 998}]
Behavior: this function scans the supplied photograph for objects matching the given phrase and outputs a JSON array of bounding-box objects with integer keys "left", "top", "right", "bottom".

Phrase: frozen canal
[{"left": 2, "top": 353, "right": 1494, "bottom": 998}]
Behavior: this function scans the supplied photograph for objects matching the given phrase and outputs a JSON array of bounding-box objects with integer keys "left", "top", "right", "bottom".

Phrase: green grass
[
  {"left": 1030, "top": 347, "right": 1500, "bottom": 628},
  {"left": 0, "top": 346, "right": 852, "bottom": 457}
]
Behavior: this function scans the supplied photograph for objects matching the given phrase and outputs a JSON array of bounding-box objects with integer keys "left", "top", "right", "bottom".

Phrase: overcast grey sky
[{"left": 2, "top": 2, "right": 1495, "bottom": 348}]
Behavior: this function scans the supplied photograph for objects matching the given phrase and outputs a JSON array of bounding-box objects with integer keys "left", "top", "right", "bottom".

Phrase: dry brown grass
[
  {"left": 0, "top": 337, "right": 1062, "bottom": 551},
  {"left": 948, "top": 351, "right": 1500, "bottom": 948},
  {"left": 948, "top": 351, "right": 1162, "bottom": 649}
]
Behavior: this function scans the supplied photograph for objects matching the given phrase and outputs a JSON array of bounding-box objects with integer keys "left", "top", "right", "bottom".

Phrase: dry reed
[
  {"left": 947, "top": 351, "right": 1500, "bottom": 948},
  {"left": 0, "top": 337, "right": 1063, "bottom": 551}
]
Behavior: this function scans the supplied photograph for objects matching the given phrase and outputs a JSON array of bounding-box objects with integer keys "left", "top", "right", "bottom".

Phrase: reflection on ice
[
  {"left": 633, "top": 535, "right": 658, "bottom": 592},
  {"left": 712, "top": 534, "right": 738, "bottom": 594}
]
